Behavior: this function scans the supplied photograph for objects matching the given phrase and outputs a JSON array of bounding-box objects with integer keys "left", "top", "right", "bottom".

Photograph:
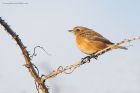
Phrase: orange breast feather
[{"left": 76, "top": 36, "right": 107, "bottom": 54}]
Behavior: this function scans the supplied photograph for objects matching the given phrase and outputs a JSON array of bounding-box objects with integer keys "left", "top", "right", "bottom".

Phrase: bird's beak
[{"left": 68, "top": 30, "right": 73, "bottom": 32}]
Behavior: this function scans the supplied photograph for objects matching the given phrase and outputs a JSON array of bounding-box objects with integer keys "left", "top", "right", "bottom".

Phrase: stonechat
[{"left": 69, "top": 26, "right": 127, "bottom": 58}]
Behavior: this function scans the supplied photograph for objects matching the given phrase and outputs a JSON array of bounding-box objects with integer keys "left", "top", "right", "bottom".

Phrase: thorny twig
[
  {"left": 42, "top": 36, "right": 140, "bottom": 81},
  {"left": 0, "top": 17, "right": 49, "bottom": 93}
]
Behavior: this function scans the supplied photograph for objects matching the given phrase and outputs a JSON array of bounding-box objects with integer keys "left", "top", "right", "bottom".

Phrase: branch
[
  {"left": 0, "top": 17, "right": 49, "bottom": 93},
  {"left": 42, "top": 36, "right": 140, "bottom": 80}
]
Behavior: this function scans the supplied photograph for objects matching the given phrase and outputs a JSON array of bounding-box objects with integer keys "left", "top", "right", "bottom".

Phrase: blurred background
[{"left": 0, "top": 0, "right": 140, "bottom": 93}]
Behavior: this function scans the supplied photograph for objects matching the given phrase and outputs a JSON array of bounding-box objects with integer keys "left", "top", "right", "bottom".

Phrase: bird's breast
[{"left": 75, "top": 36, "right": 107, "bottom": 54}]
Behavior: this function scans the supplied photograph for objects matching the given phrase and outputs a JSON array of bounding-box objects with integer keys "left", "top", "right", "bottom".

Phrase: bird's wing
[
  {"left": 90, "top": 36, "right": 114, "bottom": 44},
  {"left": 80, "top": 30, "right": 114, "bottom": 44}
]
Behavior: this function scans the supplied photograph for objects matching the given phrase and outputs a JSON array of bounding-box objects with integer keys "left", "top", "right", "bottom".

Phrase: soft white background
[{"left": 0, "top": 0, "right": 140, "bottom": 93}]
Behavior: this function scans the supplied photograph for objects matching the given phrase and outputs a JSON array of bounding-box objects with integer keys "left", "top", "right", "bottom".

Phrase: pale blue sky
[{"left": 0, "top": 0, "right": 140, "bottom": 93}]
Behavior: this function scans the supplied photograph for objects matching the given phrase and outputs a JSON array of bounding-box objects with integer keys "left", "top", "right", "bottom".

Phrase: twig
[
  {"left": 35, "top": 81, "right": 40, "bottom": 93},
  {"left": 30, "top": 46, "right": 51, "bottom": 59},
  {"left": 0, "top": 17, "right": 49, "bottom": 93},
  {"left": 42, "top": 36, "right": 140, "bottom": 80}
]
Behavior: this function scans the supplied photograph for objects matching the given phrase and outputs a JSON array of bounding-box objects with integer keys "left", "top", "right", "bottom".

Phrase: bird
[{"left": 69, "top": 26, "right": 127, "bottom": 59}]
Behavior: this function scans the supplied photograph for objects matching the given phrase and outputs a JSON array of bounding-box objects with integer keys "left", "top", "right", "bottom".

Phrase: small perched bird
[{"left": 69, "top": 26, "right": 127, "bottom": 59}]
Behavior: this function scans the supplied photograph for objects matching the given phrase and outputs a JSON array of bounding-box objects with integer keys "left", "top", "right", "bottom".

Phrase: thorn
[{"left": 23, "top": 64, "right": 31, "bottom": 68}]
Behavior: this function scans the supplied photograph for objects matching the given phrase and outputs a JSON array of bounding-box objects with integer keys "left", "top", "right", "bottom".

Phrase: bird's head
[{"left": 69, "top": 26, "right": 90, "bottom": 35}]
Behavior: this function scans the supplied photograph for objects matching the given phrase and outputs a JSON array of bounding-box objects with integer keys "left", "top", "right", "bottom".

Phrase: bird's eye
[{"left": 76, "top": 28, "right": 80, "bottom": 32}]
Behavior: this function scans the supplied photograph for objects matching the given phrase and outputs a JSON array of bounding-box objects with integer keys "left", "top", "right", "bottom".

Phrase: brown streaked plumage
[{"left": 69, "top": 26, "right": 127, "bottom": 55}]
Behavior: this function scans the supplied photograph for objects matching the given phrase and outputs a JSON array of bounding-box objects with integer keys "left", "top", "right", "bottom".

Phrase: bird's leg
[
  {"left": 81, "top": 56, "right": 91, "bottom": 64},
  {"left": 81, "top": 52, "right": 98, "bottom": 64},
  {"left": 90, "top": 52, "right": 98, "bottom": 60}
]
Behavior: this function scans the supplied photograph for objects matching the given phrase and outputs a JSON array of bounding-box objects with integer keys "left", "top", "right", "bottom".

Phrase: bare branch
[
  {"left": 42, "top": 36, "right": 140, "bottom": 80},
  {"left": 0, "top": 17, "right": 49, "bottom": 93}
]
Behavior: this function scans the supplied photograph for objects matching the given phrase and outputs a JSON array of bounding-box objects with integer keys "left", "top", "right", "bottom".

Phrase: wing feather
[{"left": 80, "top": 30, "right": 114, "bottom": 44}]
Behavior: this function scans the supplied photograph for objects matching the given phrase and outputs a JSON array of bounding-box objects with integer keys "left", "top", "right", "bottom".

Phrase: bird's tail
[
  {"left": 118, "top": 46, "right": 128, "bottom": 50},
  {"left": 107, "top": 44, "right": 128, "bottom": 50}
]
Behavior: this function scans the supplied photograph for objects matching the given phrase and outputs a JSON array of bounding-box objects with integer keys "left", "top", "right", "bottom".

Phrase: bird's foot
[
  {"left": 81, "top": 56, "right": 91, "bottom": 64},
  {"left": 91, "top": 54, "right": 98, "bottom": 60}
]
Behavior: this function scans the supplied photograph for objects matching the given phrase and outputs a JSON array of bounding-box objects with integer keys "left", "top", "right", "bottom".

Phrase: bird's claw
[
  {"left": 91, "top": 54, "right": 98, "bottom": 60},
  {"left": 81, "top": 56, "right": 91, "bottom": 64}
]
